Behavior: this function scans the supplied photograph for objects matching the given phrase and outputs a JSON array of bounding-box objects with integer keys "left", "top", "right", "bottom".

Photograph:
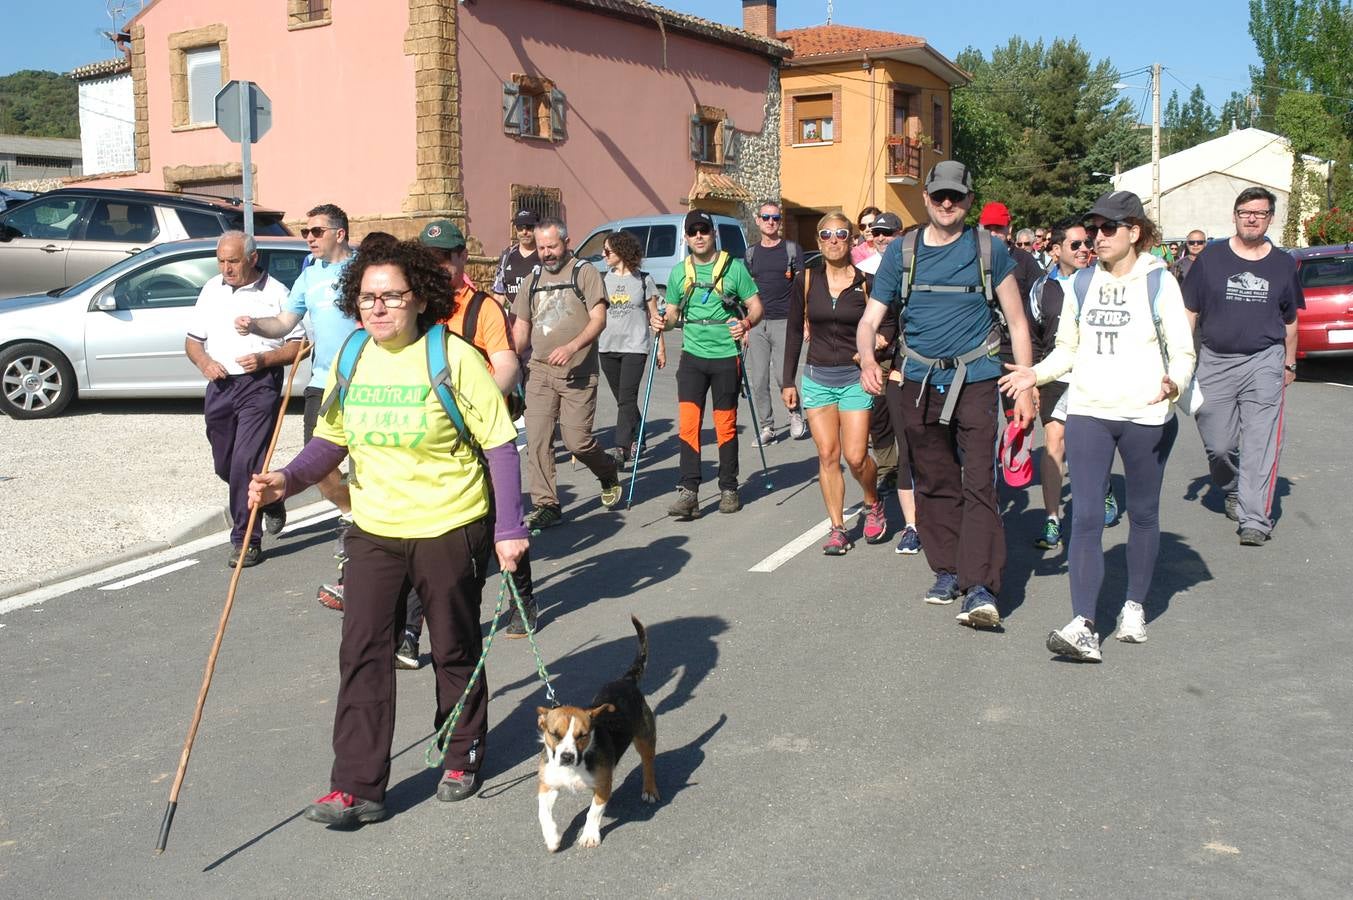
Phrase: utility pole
[{"left": 1151, "top": 63, "right": 1161, "bottom": 224}]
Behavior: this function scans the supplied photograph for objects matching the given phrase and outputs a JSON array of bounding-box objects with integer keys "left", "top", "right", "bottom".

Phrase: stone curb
[{"left": 0, "top": 487, "right": 323, "bottom": 602}]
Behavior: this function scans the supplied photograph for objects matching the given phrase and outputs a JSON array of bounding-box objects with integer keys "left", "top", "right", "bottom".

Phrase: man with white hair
[{"left": 185, "top": 231, "right": 303, "bottom": 567}]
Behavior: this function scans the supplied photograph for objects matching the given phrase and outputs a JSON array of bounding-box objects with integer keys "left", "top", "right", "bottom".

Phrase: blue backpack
[{"left": 319, "top": 323, "right": 479, "bottom": 453}]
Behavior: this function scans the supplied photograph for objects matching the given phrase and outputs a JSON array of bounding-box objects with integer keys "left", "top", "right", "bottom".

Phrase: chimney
[{"left": 742, "top": 0, "right": 777, "bottom": 38}]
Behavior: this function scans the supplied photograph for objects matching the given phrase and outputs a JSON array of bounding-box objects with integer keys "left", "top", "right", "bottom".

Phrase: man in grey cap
[{"left": 856, "top": 160, "right": 1036, "bottom": 629}]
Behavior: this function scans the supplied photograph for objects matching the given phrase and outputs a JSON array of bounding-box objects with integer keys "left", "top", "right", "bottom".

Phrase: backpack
[
  {"left": 459, "top": 288, "right": 526, "bottom": 419},
  {"left": 319, "top": 323, "right": 481, "bottom": 454},
  {"left": 521, "top": 258, "right": 589, "bottom": 319},
  {"left": 745, "top": 240, "right": 803, "bottom": 278},
  {"left": 677, "top": 250, "right": 738, "bottom": 322},
  {"left": 894, "top": 226, "right": 1001, "bottom": 325}
]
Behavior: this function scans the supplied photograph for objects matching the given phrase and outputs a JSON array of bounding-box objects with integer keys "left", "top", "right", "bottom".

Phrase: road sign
[{"left": 214, "top": 81, "right": 271, "bottom": 144}]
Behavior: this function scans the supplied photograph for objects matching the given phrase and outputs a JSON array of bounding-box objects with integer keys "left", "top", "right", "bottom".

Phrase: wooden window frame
[{"left": 689, "top": 104, "right": 737, "bottom": 166}]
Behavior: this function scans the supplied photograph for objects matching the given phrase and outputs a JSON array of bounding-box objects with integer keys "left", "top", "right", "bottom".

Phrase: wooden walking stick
[{"left": 155, "top": 341, "right": 311, "bottom": 854}]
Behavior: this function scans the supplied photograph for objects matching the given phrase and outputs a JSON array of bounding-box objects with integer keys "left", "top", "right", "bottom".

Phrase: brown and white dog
[{"left": 536, "top": 616, "right": 658, "bottom": 851}]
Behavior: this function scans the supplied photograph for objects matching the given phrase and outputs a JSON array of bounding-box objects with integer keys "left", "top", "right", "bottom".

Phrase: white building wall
[{"left": 78, "top": 73, "right": 135, "bottom": 176}]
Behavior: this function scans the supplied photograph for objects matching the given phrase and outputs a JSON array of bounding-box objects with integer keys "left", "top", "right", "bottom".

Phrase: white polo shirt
[{"left": 187, "top": 271, "right": 301, "bottom": 374}]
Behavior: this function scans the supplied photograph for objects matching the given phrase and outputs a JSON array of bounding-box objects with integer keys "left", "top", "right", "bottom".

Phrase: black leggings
[
  {"left": 599, "top": 351, "right": 649, "bottom": 456},
  {"left": 1065, "top": 414, "right": 1179, "bottom": 621}
]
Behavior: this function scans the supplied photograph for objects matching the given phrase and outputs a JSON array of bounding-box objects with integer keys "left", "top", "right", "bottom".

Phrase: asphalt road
[{"left": 2, "top": 360, "right": 1351, "bottom": 898}]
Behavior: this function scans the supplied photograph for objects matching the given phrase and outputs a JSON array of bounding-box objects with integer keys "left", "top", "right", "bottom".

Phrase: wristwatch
[{"left": 1285, "top": 363, "right": 1297, "bottom": 373}]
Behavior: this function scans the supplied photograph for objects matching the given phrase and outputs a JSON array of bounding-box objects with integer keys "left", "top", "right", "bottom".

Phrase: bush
[{"left": 1304, "top": 207, "right": 1353, "bottom": 246}]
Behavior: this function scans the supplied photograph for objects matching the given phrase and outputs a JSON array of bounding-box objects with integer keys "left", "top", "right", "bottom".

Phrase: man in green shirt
[{"left": 653, "top": 210, "right": 763, "bottom": 517}]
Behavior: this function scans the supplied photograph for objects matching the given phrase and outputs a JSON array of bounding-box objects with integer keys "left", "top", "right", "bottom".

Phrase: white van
[{"left": 575, "top": 213, "right": 747, "bottom": 289}]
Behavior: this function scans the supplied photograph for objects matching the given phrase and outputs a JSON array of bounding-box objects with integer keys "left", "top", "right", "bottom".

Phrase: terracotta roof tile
[
  {"left": 777, "top": 24, "right": 925, "bottom": 58},
  {"left": 69, "top": 57, "right": 132, "bottom": 80},
  {"left": 549, "top": 0, "right": 791, "bottom": 58}
]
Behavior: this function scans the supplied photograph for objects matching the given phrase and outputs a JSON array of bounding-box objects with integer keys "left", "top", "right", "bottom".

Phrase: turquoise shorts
[{"left": 801, "top": 372, "right": 873, "bottom": 412}]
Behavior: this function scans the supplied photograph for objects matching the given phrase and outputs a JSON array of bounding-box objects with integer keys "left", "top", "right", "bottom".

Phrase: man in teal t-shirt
[{"left": 654, "top": 210, "right": 762, "bottom": 518}]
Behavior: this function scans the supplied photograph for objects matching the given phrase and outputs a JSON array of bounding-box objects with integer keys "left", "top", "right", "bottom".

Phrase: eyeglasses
[
  {"left": 1067, "top": 239, "right": 1092, "bottom": 250},
  {"left": 1235, "top": 208, "right": 1273, "bottom": 221},
  {"left": 1186, "top": 239, "right": 1206, "bottom": 246},
  {"left": 819, "top": 228, "right": 851, "bottom": 241},
  {"left": 859, "top": 219, "right": 875, "bottom": 230},
  {"left": 927, "top": 190, "right": 965, "bottom": 206},
  {"left": 685, "top": 225, "right": 712, "bottom": 237},
  {"left": 870, "top": 228, "right": 896, "bottom": 237},
  {"left": 1084, "top": 221, "right": 1126, "bottom": 239},
  {"left": 759, "top": 213, "right": 782, "bottom": 221},
  {"left": 1015, "top": 241, "right": 1032, "bottom": 248},
  {"left": 356, "top": 289, "right": 414, "bottom": 310},
  {"left": 300, "top": 226, "right": 336, "bottom": 239},
  {"left": 602, "top": 247, "right": 615, "bottom": 256}
]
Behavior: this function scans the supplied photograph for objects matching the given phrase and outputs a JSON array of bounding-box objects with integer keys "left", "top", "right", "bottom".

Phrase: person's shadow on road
[{"left": 1090, "top": 530, "right": 1212, "bottom": 633}]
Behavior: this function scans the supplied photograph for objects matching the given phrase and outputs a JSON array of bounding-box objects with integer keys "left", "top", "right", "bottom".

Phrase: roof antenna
[{"left": 826, "top": 0, "right": 834, "bottom": 24}]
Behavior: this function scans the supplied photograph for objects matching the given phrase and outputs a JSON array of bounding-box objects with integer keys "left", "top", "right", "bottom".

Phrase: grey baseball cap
[
  {"left": 1086, "top": 190, "right": 1146, "bottom": 222},
  {"left": 870, "top": 212, "right": 903, "bottom": 233},
  {"left": 924, "top": 160, "right": 974, "bottom": 195}
]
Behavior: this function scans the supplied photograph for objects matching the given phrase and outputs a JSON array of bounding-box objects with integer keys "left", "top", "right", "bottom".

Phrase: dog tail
[{"left": 622, "top": 615, "right": 648, "bottom": 684}]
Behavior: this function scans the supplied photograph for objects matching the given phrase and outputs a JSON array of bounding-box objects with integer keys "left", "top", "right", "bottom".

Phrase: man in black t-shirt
[
  {"left": 492, "top": 208, "right": 542, "bottom": 308},
  {"left": 979, "top": 202, "right": 1044, "bottom": 365},
  {"left": 744, "top": 201, "right": 805, "bottom": 442},
  {"left": 1183, "top": 187, "right": 1304, "bottom": 545}
]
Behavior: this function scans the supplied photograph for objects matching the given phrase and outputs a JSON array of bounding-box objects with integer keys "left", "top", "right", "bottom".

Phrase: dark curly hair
[
  {"left": 336, "top": 239, "right": 456, "bottom": 333},
  {"left": 604, "top": 229, "right": 643, "bottom": 273}
]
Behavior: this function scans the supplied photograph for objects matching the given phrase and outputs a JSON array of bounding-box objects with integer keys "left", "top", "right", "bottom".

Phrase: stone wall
[{"left": 725, "top": 65, "right": 782, "bottom": 232}]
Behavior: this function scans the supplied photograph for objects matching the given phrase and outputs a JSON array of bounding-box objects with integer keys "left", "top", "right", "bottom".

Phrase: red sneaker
[
  {"left": 862, "top": 500, "right": 888, "bottom": 544},
  {"left": 317, "top": 582, "right": 344, "bottom": 612}
]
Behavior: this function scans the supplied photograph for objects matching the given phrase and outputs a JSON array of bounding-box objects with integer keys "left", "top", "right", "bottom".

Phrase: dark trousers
[
  {"left": 881, "top": 378, "right": 915, "bottom": 488},
  {"left": 1065, "top": 415, "right": 1178, "bottom": 622},
  {"left": 676, "top": 353, "right": 740, "bottom": 492},
  {"left": 331, "top": 519, "right": 492, "bottom": 802},
  {"left": 900, "top": 379, "right": 1005, "bottom": 593},
  {"left": 405, "top": 549, "right": 534, "bottom": 639},
  {"left": 204, "top": 370, "right": 282, "bottom": 549},
  {"left": 599, "top": 350, "right": 648, "bottom": 457}
]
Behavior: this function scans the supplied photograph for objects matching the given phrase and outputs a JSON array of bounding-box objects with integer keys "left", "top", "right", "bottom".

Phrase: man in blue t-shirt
[
  {"left": 857, "top": 160, "right": 1035, "bottom": 629},
  {"left": 1183, "top": 186, "right": 1303, "bottom": 545}
]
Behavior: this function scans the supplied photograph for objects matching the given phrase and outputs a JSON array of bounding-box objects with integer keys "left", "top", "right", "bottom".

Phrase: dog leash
[{"left": 424, "top": 571, "right": 558, "bottom": 768}]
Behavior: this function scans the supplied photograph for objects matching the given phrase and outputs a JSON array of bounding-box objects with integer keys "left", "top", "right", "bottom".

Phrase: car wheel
[{"left": 0, "top": 342, "right": 77, "bottom": 419}]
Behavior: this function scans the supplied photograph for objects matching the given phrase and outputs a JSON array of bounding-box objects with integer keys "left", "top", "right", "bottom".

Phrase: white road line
[
  {"left": 0, "top": 500, "right": 337, "bottom": 616},
  {"left": 749, "top": 504, "right": 863, "bottom": 573},
  {"left": 98, "top": 559, "right": 199, "bottom": 591}
]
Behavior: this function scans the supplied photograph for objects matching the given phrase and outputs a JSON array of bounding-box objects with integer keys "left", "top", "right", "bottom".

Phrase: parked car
[
  {"left": 0, "top": 188, "right": 34, "bottom": 212},
  {"left": 1292, "top": 244, "right": 1353, "bottom": 358},
  {"left": 575, "top": 213, "right": 748, "bottom": 289},
  {"left": 0, "top": 187, "right": 291, "bottom": 299},
  {"left": 0, "top": 237, "right": 311, "bottom": 419}
]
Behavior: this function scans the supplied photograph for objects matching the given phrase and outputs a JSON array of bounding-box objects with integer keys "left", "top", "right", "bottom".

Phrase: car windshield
[{"left": 1299, "top": 255, "right": 1353, "bottom": 288}]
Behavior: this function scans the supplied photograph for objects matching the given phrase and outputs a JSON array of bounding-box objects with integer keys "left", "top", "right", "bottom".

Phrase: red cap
[{"left": 978, "top": 202, "right": 1012, "bottom": 228}]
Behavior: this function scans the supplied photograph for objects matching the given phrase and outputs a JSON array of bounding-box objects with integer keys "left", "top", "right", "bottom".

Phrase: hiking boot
[
  {"left": 226, "top": 545, "right": 262, "bottom": 569},
  {"left": 668, "top": 488, "right": 700, "bottom": 519},
  {"left": 436, "top": 769, "right": 481, "bottom": 802},
  {"left": 956, "top": 585, "right": 1001, "bottom": 628},
  {"left": 1104, "top": 489, "right": 1119, "bottom": 527},
  {"left": 862, "top": 500, "right": 888, "bottom": 544},
  {"left": 394, "top": 632, "right": 420, "bottom": 670},
  {"left": 894, "top": 524, "right": 922, "bottom": 555},
  {"left": 759, "top": 425, "right": 776, "bottom": 446},
  {"left": 718, "top": 488, "right": 742, "bottom": 514},
  {"left": 304, "top": 790, "right": 387, "bottom": 826},
  {"left": 1239, "top": 527, "right": 1269, "bottom": 546},
  {"left": 923, "top": 572, "right": 961, "bottom": 605},
  {"left": 524, "top": 504, "right": 563, "bottom": 530},
  {"left": 505, "top": 596, "right": 538, "bottom": 638},
  {"left": 1115, "top": 601, "right": 1147, "bottom": 643},
  {"left": 316, "top": 582, "right": 344, "bottom": 612},
  {"left": 822, "top": 526, "right": 852, "bottom": 556},
  {"left": 788, "top": 409, "right": 807, "bottom": 440},
  {"left": 1035, "top": 517, "right": 1062, "bottom": 550},
  {"left": 1224, "top": 492, "right": 1239, "bottom": 521},
  {"left": 1047, "top": 616, "right": 1102, "bottom": 662},
  {"left": 262, "top": 502, "right": 287, "bottom": 536},
  {"left": 599, "top": 477, "right": 623, "bottom": 509}
]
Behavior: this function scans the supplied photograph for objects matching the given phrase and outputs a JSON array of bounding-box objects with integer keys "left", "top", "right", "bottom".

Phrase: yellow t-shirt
[{"left": 313, "top": 330, "right": 518, "bottom": 538}]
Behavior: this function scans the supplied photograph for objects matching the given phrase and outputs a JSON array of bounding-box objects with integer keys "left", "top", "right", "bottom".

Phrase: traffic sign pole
[
  {"left": 239, "top": 82, "right": 254, "bottom": 240},
  {"left": 214, "top": 80, "right": 271, "bottom": 241}
]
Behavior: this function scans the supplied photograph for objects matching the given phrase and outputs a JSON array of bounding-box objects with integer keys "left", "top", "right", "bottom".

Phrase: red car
[{"left": 1293, "top": 244, "right": 1353, "bottom": 358}]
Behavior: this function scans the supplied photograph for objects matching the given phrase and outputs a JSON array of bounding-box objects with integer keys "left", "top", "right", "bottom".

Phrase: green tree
[{"left": 0, "top": 70, "right": 79, "bottom": 138}]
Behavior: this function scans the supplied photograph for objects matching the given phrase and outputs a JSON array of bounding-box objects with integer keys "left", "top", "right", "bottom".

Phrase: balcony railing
[{"left": 887, "top": 135, "right": 922, "bottom": 181}]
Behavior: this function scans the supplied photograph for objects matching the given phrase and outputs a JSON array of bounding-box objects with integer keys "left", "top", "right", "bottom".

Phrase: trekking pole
[
  {"left": 625, "top": 329, "right": 662, "bottom": 509},
  {"left": 155, "top": 341, "right": 310, "bottom": 855},
  {"left": 736, "top": 341, "right": 773, "bottom": 490}
]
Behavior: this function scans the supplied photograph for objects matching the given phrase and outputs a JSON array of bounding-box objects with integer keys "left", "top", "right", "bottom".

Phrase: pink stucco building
[{"left": 70, "top": 0, "right": 789, "bottom": 266}]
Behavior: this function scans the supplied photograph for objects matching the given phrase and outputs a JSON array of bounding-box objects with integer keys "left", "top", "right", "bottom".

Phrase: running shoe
[
  {"left": 759, "top": 425, "right": 776, "bottom": 446},
  {"left": 718, "top": 488, "right": 742, "bottom": 514},
  {"left": 1035, "top": 517, "right": 1062, "bottom": 550},
  {"left": 316, "top": 582, "right": 344, "bottom": 612},
  {"left": 956, "top": 585, "right": 1001, "bottom": 628},
  {"left": 505, "top": 596, "right": 538, "bottom": 638},
  {"left": 599, "top": 477, "right": 623, "bottom": 509},
  {"left": 524, "top": 504, "right": 563, "bottom": 530},
  {"left": 788, "top": 409, "right": 807, "bottom": 440},
  {"left": 923, "top": 571, "right": 961, "bottom": 605},
  {"left": 395, "top": 632, "right": 420, "bottom": 670},
  {"left": 1239, "top": 527, "right": 1269, "bottom": 546},
  {"left": 226, "top": 544, "right": 262, "bottom": 568},
  {"left": 262, "top": 502, "right": 287, "bottom": 536},
  {"left": 1047, "top": 616, "right": 1102, "bottom": 662},
  {"left": 667, "top": 488, "right": 700, "bottom": 519},
  {"left": 1104, "top": 490, "right": 1119, "bottom": 527},
  {"left": 304, "top": 790, "right": 387, "bottom": 826},
  {"left": 436, "top": 769, "right": 481, "bottom": 802},
  {"left": 894, "top": 524, "right": 922, "bottom": 555},
  {"left": 862, "top": 500, "right": 888, "bottom": 544},
  {"left": 822, "top": 526, "right": 853, "bottom": 556},
  {"left": 1115, "top": 601, "right": 1147, "bottom": 643},
  {"left": 1224, "top": 492, "right": 1239, "bottom": 522}
]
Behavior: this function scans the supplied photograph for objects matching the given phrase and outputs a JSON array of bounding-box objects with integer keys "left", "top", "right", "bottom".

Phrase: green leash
[{"left": 424, "top": 571, "right": 557, "bottom": 768}]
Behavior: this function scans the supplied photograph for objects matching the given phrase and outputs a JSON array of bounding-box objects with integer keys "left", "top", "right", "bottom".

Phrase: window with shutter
[
  {"left": 185, "top": 47, "right": 222, "bottom": 126},
  {"left": 504, "top": 78, "right": 566, "bottom": 142},
  {"left": 502, "top": 83, "right": 524, "bottom": 136},
  {"left": 721, "top": 118, "right": 738, "bottom": 164},
  {"left": 550, "top": 88, "right": 566, "bottom": 141},
  {"left": 690, "top": 115, "right": 719, "bottom": 163}
]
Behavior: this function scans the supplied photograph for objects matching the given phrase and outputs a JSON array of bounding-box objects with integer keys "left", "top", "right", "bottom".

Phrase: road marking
[
  {"left": 749, "top": 504, "right": 862, "bottom": 573},
  {"left": 0, "top": 500, "right": 337, "bottom": 616},
  {"left": 98, "top": 559, "right": 199, "bottom": 591}
]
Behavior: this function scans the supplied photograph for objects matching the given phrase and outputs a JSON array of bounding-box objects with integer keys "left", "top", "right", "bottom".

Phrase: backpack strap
[
  {"left": 1029, "top": 273, "right": 1049, "bottom": 324},
  {"left": 461, "top": 289, "right": 487, "bottom": 348},
  {"left": 786, "top": 239, "right": 803, "bottom": 276},
  {"left": 317, "top": 328, "right": 371, "bottom": 417},
  {"left": 424, "top": 323, "right": 474, "bottom": 453},
  {"left": 679, "top": 250, "right": 732, "bottom": 318},
  {"left": 1071, "top": 266, "right": 1096, "bottom": 324},
  {"left": 1146, "top": 268, "right": 1169, "bottom": 370}
]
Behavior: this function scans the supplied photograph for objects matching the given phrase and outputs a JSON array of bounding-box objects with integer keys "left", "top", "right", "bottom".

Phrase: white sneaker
[
  {"left": 759, "top": 425, "right": 776, "bottom": 445},
  {"left": 1115, "top": 601, "right": 1148, "bottom": 643},
  {"left": 1046, "top": 616, "right": 1102, "bottom": 662},
  {"left": 789, "top": 409, "right": 807, "bottom": 440}
]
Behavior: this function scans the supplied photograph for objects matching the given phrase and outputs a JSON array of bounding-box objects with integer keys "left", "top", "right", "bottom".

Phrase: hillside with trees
[{"left": 0, "top": 70, "right": 79, "bottom": 139}]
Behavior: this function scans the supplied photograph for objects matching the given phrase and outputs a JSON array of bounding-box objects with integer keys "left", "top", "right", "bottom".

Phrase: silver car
[{"left": 0, "top": 237, "right": 312, "bottom": 419}]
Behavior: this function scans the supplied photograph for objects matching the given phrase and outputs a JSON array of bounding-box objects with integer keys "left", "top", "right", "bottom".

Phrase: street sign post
[{"left": 214, "top": 81, "right": 272, "bottom": 240}]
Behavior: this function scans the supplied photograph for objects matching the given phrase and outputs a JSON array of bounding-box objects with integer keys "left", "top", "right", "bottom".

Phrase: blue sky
[{"left": 2, "top": 0, "right": 1259, "bottom": 121}]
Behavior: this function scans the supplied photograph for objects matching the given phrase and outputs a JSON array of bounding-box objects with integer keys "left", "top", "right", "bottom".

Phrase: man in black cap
[{"left": 492, "top": 208, "right": 541, "bottom": 309}]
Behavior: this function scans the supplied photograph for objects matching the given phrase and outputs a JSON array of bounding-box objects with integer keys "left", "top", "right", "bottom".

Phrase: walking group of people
[{"left": 179, "top": 155, "right": 1300, "bottom": 827}]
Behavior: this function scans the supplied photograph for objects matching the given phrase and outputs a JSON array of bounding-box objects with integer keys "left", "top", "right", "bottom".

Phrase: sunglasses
[
  {"left": 685, "top": 225, "right": 712, "bottom": 237},
  {"left": 1067, "top": 239, "right": 1092, "bottom": 250},
  {"left": 1186, "top": 239, "right": 1206, "bottom": 246},
  {"left": 819, "top": 228, "right": 851, "bottom": 241},
  {"left": 859, "top": 219, "right": 875, "bottom": 230},
  {"left": 759, "top": 213, "right": 782, "bottom": 221},
  {"left": 1084, "top": 221, "right": 1126, "bottom": 239},
  {"left": 300, "top": 226, "right": 336, "bottom": 239},
  {"left": 870, "top": 228, "right": 896, "bottom": 237},
  {"left": 1015, "top": 241, "right": 1032, "bottom": 248},
  {"left": 927, "top": 190, "right": 965, "bottom": 206}
]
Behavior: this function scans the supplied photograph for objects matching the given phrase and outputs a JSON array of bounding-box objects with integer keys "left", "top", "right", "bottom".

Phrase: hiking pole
[
  {"left": 155, "top": 340, "right": 311, "bottom": 855},
  {"left": 625, "top": 329, "right": 662, "bottom": 509},
  {"left": 736, "top": 341, "right": 773, "bottom": 490}
]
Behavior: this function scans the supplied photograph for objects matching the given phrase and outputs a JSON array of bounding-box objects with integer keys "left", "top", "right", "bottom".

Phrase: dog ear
[
  {"left": 587, "top": 703, "right": 617, "bottom": 718},
  {"left": 537, "top": 707, "right": 551, "bottom": 728}
]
